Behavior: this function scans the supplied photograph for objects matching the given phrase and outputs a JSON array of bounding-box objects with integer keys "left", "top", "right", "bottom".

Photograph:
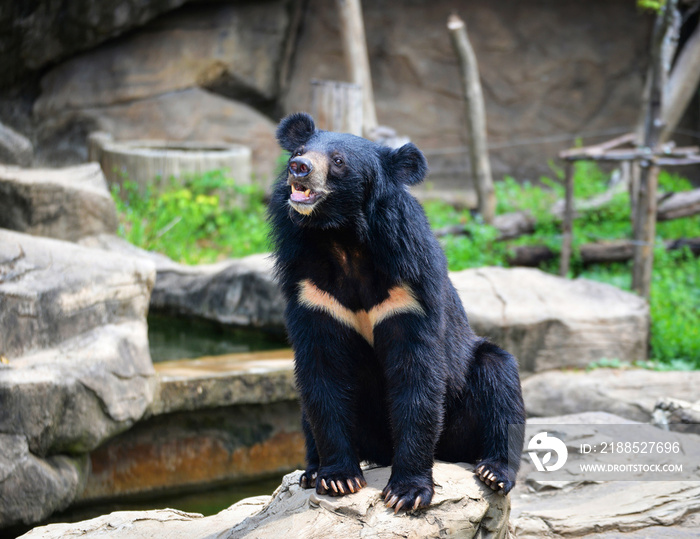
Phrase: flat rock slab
[
  {"left": 513, "top": 481, "right": 700, "bottom": 538},
  {"left": 451, "top": 267, "right": 649, "bottom": 372},
  {"left": 523, "top": 369, "right": 700, "bottom": 422},
  {"left": 0, "top": 163, "right": 117, "bottom": 241},
  {"left": 151, "top": 349, "right": 295, "bottom": 416},
  {"left": 22, "top": 463, "right": 511, "bottom": 539},
  {"left": 512, "top": 412, "right": 700, "bottom": 538},
  {"left": 0, "top": 230, "right": 156, "bottom": 527}
]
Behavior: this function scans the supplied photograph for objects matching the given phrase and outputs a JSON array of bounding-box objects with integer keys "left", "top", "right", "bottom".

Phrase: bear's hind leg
[
  {"left": 299, "top": 409, "right": 319, "bottom": 489},
  {"left": 469, "top": 341, "right": 525, "bottom": 495}
]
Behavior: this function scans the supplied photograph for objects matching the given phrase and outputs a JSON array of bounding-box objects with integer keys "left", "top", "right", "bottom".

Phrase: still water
[
  {"left": 147, "top": 314, "right": 288, "bottom": 362},
  {"left": 6, "top": 475, "right": 286, "bottom": 539}
]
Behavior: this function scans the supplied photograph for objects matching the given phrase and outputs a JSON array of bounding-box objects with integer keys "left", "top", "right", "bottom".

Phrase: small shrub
[
  {"left": 111, "top": 170, "right": 270, "bottom": 264},
  {"left": 112, "top": 163, "right": 700, "bottom": 369},
  {"left": 426, "top": 163, "right": 700, "bottom": 369}
]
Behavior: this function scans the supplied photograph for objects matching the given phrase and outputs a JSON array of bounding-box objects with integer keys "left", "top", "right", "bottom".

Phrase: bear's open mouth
[{"left": 290, "top": 182, "right": 321, "bottom": 204}]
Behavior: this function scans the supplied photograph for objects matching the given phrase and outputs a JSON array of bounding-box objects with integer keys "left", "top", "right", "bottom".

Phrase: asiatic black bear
[{"left": 268, "top": 113, "right": 525, "bottom": 512}]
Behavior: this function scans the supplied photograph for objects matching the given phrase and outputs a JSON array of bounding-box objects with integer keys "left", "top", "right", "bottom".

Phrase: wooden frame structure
[{"left": 558, "top": 134, "right": 700, "bottom": 297}]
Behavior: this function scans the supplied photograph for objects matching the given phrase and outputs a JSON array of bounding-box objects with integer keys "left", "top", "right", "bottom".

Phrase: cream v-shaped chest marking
[{"left": 297, "top": 279, "right": 425, "bottom": 346}]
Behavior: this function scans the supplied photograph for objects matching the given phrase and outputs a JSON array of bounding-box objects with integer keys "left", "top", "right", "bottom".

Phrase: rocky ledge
[
  {"left": 523, "top": 368, "right": 700, "bottom": 423},
  {"left": 20, "top": 462, "right": 511, "bottom": 539},
  {"left": 0, "top": 230, "right": 156, "bottom": 528}
]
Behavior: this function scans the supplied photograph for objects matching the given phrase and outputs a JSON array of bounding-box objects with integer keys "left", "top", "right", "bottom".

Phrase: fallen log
[
  {"left": 434, "top": 210, "right": 535, "bottom": 240},
  {"left": 508, "top": 245, "right": 556, "bottom": 267},
  {"left": 657, "top": 188, "right": 700, "bottom": 220},
  {"left": 508, "top": 237, "right": 700, "bottom": 267},
  {"left": 435, "top": 187, "right": 700, "bottom": 242}
]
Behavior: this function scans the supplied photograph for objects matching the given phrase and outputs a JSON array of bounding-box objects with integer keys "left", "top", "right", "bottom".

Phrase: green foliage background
[
  {"left": 112, "top": 170, "right": 269, "bottom": 264},
  {"left": 112, "top": 164, "right": 700, "bottom": 369}
]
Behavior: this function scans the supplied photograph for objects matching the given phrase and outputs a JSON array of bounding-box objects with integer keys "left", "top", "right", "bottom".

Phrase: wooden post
[
  {"left": 632, "top": 0, "right": 677, "bottom": 298},
  {"left": 447, "top": 13, "right": 496, "bottom": 224},
  {"left": 559, "top": 161, "right": 574, "bottom": 277},
  {"left": 335, "top": 0, "right": 378, "bottom": 137},
  {"left": 310, "top": 80, "right": 363, "bottom": 135},
  {"left": 633, "top": 162, "right": 660, "bottom": 296},
  {"left": 627, "top": 159, "right": 639, "bottom": 231}
]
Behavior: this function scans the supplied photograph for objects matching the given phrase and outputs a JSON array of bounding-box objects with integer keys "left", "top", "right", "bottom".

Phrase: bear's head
[{"left": 275, "top": 112, "right": 428, "bottom": 230}]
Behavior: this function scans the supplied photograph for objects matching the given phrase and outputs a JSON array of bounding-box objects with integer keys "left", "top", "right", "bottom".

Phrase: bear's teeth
[{"left": 304, "top": 189, "right": 311, "bottom": 197}]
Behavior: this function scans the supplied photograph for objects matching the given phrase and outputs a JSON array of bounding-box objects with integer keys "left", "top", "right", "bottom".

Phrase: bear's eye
[
  {"left": 294, "top": 149, "right": 303, "bottom": 157},
  {"left": 333, "top": 156, "right": 343, "bottom": 166}
]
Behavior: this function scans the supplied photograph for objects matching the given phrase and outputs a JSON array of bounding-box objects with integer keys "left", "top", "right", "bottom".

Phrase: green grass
[
  {"left": 424, "top": 164, "right": 700, "bottom": 369},
  {"left": 112, "top": 165, "right": 700, "bottom": 369},
  {"left": 111, "top": 170, "right": 270, "bottom": 264}
]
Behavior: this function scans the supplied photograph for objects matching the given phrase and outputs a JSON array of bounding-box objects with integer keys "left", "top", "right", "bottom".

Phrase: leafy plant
[
  {"left": 112, "top": 162, "right": 699, "bottom": 369},
  {"left": 426, "top": 162, "right": 700, "bottom": 369},
  {"left": 111, "top": 169, "right": 270, "bottom": 264}
]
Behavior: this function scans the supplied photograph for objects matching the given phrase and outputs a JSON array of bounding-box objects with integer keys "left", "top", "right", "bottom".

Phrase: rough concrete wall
[
  {"left": 1, "top": 0, "right": 655, "bottom": 184},
  {"left": 284, "top": 0, "right": 652, "bottom": 182},
  {"left": 0, "top": 0, "right": 192, "bottom": 89}
]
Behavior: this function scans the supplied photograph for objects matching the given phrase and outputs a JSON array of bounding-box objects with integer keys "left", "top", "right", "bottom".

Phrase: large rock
[
  {"left": 0, "top": 163, "right": 117, "bottom": 241},
  {"left": 21, "top": 462, "right": 511, "bottom": 538},
  {"left": 523, "top": 369, "right": 700, "bottom": 422},
  {"left": 0, "top": 0, "right": 190, "bottom": 89},
  {"left": 511, "top": 412, "right": 700, "bottom": 537},
  {"left": 0, "top": 230, "right": 156, "bottom": 527},
  {"left": 451, "top": 267, "right": 649, "bottom": 372},
  {"left": 80, "top": 234, "right": 285, "bottom": 331},
  {"left": 16, "top": 0, "right": 655, "bottom": 185},
  {"left": 514, "top": 474, "right": 700, "bottom": 538},
  {"left": 34, "top": 2, "right": 291, "bottom": 114},
  {"left": 150, "top": 253, "right": 284, "bottom": 331}
]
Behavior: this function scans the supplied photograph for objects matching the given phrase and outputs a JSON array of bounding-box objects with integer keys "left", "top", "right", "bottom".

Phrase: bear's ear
[
  {"left": 388, "top": 142, "right": 428, "bottom": 186},
  {"left": 276, "top": 113, "right": 316, "bottom": 152}
]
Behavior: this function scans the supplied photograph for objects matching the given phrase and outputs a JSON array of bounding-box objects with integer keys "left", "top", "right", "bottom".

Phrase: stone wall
[
  {"left": 0, "top": 0, "right": 191, "bottom": 89},
  {"left": 285, "top": 0, "right": 652, "bottom": 182},
  {"left": 0, "top": 0, "right": 657, "bottom": 185}
]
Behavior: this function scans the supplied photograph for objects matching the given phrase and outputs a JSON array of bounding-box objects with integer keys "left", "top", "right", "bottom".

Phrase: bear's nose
[{"left": 289, "top": 156, "right": 313, "bottom": 178}]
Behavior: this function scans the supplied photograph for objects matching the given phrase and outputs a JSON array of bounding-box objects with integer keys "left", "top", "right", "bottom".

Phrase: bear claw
[
  {"left": 299, "top": 470, "right": 318, "bottom": 489},
  {"left": 475, "top": 461, "right": 513, "bottom": 495},
  {"left": 316, "top": 473, "right": 366, "bottom": 497},
  {"left": 381, "top": 480, "right": 433, "bottom": 514}
]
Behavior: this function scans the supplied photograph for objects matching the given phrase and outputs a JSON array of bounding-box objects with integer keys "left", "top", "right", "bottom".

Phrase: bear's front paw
[
  {"left": 315, "top": 469, "right": 366, "bottom": 497},
  {"left": 382, "top": 475, "right": 434, "bottom": 513},
  {"left": 299, "top": 467, "right": 318, "bottom": 489},
  {"left": 475, "top": 459, "right": 515, "bottom": 495}
]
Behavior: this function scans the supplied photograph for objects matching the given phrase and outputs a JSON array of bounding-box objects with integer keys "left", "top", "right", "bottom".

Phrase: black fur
[{"left": 268, "top": 113, "right": 525, "bottom": 511}]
